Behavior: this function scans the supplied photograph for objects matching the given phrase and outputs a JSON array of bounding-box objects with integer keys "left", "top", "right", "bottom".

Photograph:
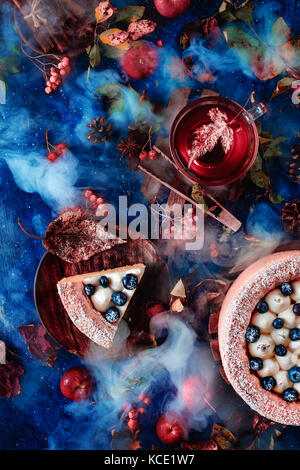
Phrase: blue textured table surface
[{"left": 0, "top": 0, "right": 300, "bottom": 450}]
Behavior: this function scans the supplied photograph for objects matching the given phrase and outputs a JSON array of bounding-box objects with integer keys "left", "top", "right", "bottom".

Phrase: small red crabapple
[
  {"left": 128, "top": 419, "right": 138, "bottom": 431},
  {"left": 148, "top": 149, "right": 158, "bottom": 160},
  {"left": 139, "top": 151, "right": 148, "bottom": 161}
]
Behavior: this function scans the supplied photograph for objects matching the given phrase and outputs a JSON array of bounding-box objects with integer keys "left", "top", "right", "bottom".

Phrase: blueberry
[
  {"left": 273, "top": 318, "right": 284, "bottom": 329},
  {"left": 293, "top": 303, "right": 300, "bottom": 316},
  {"left": 84, "top": 284, "right": 95, "bottom": 296},
  {"left": 288, "top": 366, "right": 300, "bottom": 383},
  {"left": 275, "top": 344, "right": 287, "bottom": 356},
  {"left": 112, "top": 291, "right": 127, "bottom": 306},
  {"left": 256, "top": 300, "right": 268, "bottom": 313},
  {"left": 280, "top": 282, "right": 293, "bottom": 296},
  {"left": 249, "top": 357, "right": 263, "bottom": 371},
  {"left": 245, "top": 325, "right": 260, "bottom": 343},
  {"left": 105, "top": 307, "right": 120, "bottom": 323},
  {"left": 99, "top": 276, "right": 109, "bottom": 288},
  {"left": 290, "top": 328, "right": 300, "bottom": 341},
  {"left": 283, "top": 388, "right": 298, "bottom": 402},
  {"left": 122, "top": 273, "right": 138, "bottom": 290},
  {"left": 261, "top": 376, "right": 276, "bottom": 391}
]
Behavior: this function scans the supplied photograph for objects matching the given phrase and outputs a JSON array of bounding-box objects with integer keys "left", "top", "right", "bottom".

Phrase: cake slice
[{"left": 57, "top": 264, "right": 146, "bottom": 349}]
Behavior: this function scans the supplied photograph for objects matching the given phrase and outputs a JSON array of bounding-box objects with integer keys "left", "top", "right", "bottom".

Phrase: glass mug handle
[{"left": 243, "top": 102, "right": 268, "bottom": 123}]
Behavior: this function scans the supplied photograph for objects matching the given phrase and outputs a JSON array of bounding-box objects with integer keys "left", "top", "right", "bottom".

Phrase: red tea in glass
[{"left": 170, "top": 96, "right": 266, "bottom": 186}]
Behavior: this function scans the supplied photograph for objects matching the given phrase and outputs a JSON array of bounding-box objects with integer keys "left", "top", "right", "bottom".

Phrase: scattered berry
[
  {"left": 280, "top": 282, "right": 293, "bottom": 296},
  {"left": 148, "top": 149, "right": 158, "bottom": 160},
  {"left": 128, "top": 418, "right": 138, "bottom": 431},
  {"left": 156, "top": 39, "right": 163, "bottom": 47},
  {"left": 112, "top": 291, "right": 127, "bottom": 306},
  {"left": 146, "top": 303, "right": 165, "bottom": 318},
  {"left": 261, "top": 376, "right": 276, "bottom": 391},
  {"left": 256, "top": 300, "right": 268, "bottom": 313},
  {"left": 47, "top": 151, "right": 58, "bottom": 162},
  {"left": 273, "top": 318, "right": 284, "bottom": 329},
  {"left": 290, "top": 328, "right": 300, "bottom": 341},
  {"left": 275, "top": 344, "right": 287, "bottom": 356},
  {"left": 283, "top": 387, "right": 298, "bottom": 402},
  {"left": 84, "top": 284, "right": 95, "bottom": 296},
  {"left": 245, "top": 325, "right": 260, "bottom": 343},
  {"left": 249, "top": 357, "right": 263, "bottom": 371},
  {"left": 56, "top": 143, "right": 68, "bottom": 155},
  {"left": 99, "top": 276, "right": 109, "bottom": 288},
  {"left": 128, "top": 409, "right": 138, "bottom": 419},
  {"left": 122, "top": 273, "right": 138, "bottom": 290},
  {"left": 139, "top": 151, "right": 148, "bottom": 161},
  {"left": 289, "top": 366, "right": 300, "bottom": 383},
  {"left": 293, "top": 303, "right": 300, "bottom": 316},
  {"left": 105, "top": 307, "right": 120, "bottom": 323}
]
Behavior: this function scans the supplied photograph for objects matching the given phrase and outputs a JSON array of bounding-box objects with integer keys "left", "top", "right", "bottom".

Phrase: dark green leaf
[
  {"left": 114, "top": 5, "right": 145, "bottom": 24},
  {"left": 88, "top": 43, "right": 101, "bottom": 68}
]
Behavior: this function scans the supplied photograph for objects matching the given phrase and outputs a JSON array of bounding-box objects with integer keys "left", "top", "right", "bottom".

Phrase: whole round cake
[{"left": 218, "top": 250, "right": 300, "bottom": 425}]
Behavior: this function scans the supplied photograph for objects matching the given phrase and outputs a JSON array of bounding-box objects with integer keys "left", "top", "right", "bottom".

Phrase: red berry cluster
[
  {"left": 47, "top": 143, "right": 68, "bottom": 163},
  {"left": 139, "top": 149, "right": 158, "bottom": 161},
  {"left": 84, "top": 189, "right": 105, "bottom": 211},
  {"left": 45, "top": 57, "right": 71, "bottom": 94},
  {"left": 123, "top": 394, "right": 151, "bottom": 432}
]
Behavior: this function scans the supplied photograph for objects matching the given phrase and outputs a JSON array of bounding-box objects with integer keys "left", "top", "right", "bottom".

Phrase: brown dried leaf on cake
[
  {"left": 188, "top": 107, "right": 234, "bottom": 168},
  {"left": 19, "top": 324, "right": 60, "bottom": 367},
  {"left": 43, "top": 208, "right": 126, "bottom": 263}
]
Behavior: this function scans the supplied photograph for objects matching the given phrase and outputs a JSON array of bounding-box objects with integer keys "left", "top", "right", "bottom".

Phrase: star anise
[{"left": 117, "top": 136, "right": 141, "bottom": 158}]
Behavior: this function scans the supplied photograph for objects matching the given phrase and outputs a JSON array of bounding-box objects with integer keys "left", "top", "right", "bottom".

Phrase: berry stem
[{"left": 17, "top": 219, "right": 44, "bottom": 240}]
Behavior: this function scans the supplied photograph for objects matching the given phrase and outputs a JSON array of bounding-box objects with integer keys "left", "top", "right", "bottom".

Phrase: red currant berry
[
  {"left": 45, "top": 87, "right": 52, "bottom": 94},
  {"left": 139, "top": 151, "right": 148, "bottom": 161},
  {"left": 84, "top": 190, "right": 92, "bottom": 198},
  {"left": 96, "top": 197, "right": 104, "bottom": 205},
  {"left": 47, "top": 152, "right": 58, "bottom": 162},
  {"left": 56, "top": 143, "right": 68, "bottom": 155},
  {"left": 64, "top": 66, "right": 71, "bottom": 74},
  {"left": 89, "top": 195, "right": 97, "bottom": 203},
  {"left": 58, "top": 62, "right": 63, "bottom": 69},
  {"left": 59, "top": 69, "right": 67, "bottom": 76},
  {"left": 128, "top": 409, "right": 138, "bottom": 419},
  {"left": 61, "top": 56, "right": 70, "bottom": 66},
  {"left": 138, "top": 407, "right": 145, "bottom": 414},
  {"left": 50, "top": 67, "right": 56, "bottom": 74},
  {"left": 148, "top": 150, "right": 158, "bottom": 160},
  {"left": 128, "top": 419, "right": 138, "bottom": 431},
  {"left": 50, "top": 76, "right": 57, "bottom": 83},
  {"left": 156, "top": 40, "right": 163, "bottom": 47}
]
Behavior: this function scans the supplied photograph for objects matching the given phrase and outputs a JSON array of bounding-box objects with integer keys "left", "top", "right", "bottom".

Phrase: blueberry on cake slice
[{"left": 57, "top": 264, "right": 146, "bottom": 349}]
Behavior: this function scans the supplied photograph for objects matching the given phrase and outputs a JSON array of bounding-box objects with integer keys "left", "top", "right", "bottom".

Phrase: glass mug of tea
[{"left": 170, "top": 96, "right": 267, "bottom": 186}]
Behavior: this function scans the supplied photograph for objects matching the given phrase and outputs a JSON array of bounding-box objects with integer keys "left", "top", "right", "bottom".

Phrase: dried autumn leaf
[
  {"left": 249, "top": 153, "right": 270, "bottom": 189},
  {"left": 43, "top": 208, "right": 126, "bottom": 263},
  {"left": 188, "top": 108, "right": 234, "bottom": 168},
  {"left": 95, "top": 0, "right": 117, "bottom": 23},
  {"left": 270, "top": 76, "right": 295, "bottom": 100},
  {"left": 0, "top": 361, "right": 24, "bottom": 398},
  {"left": 271, "top": 17, "right": 291, "bottom": 46},
  {"left": 127, "top": 20, "right": 157, "bottom": 41},
  {"left": 210, "top": 423, "right": 237, "bottom": 450},
  {"left": 114, "top": 5, "right": 145, "bottom": 24},
  {"left": 19, "top": 324, "right": 60, "bottom": 367},
  {"left": 191, "top": 185, "right": 209, "bottom": 212},
  {"left": 99, "top": 28, "right": 130, "bottom": 47},
  {"left": 183, "top": 439, "right": 218, "bottom": 450},
  {"left": 87, "top": 43, "right": 101, "bottom": 68}
]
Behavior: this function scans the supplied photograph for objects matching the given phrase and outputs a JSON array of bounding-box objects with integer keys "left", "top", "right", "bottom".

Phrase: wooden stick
[
  {"left": 138, "top": 165, "right": 241, "bottom": 232},
  {"left": 151, "top": 146, "right": 242, "bottom": 232}
]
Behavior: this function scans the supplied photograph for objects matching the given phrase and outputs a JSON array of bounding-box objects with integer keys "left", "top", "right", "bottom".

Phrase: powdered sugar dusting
[
  {"left": 57, "top": 282, "right": 116, "bottom": 349},
  {"left": 220, "top": 252, "right": 300, "bottom": 425}
]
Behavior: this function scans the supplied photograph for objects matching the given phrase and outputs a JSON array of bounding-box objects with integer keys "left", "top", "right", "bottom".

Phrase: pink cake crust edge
[
  {"left": 57, "top": 282, "right": 117, "bottom": 349},
  {"left": 218, "top": 250, "right": 300, "bottom": 425}
]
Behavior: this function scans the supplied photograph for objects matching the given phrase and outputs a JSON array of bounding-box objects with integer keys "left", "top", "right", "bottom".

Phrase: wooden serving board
[{"left": 34, "top": 239, "right": 170, "bottom": 356}]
